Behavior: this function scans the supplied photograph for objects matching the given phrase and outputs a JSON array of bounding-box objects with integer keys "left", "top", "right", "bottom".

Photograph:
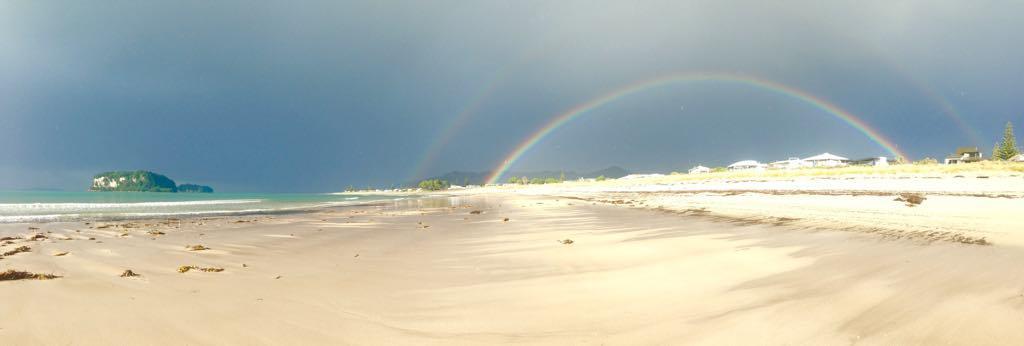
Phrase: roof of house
[
  {"left": 728, "top": 160, "right": 761, "bottom": 168},
  {"left": 770, "top": 158, "right": 805, "bottom": 164},
  {"left": 804, "top": 152, "right": 848, "bottom": 161},
  {"left": 956, "top": 147, "right": 980, "bottom": 155}
]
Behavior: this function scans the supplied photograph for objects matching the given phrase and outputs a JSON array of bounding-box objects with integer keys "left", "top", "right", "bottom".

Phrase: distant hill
[
  {"left": 90, "top": 171, "right": 214, "bottom": 193},
  {"left": 177, "top": 183, "right": 214, "bottom": 193},
  {"left": 587, "top": 166, "right": 629, "bottom": 179},
  {"left": 420, "top": 166, "right": 630, "bottom": 186}
]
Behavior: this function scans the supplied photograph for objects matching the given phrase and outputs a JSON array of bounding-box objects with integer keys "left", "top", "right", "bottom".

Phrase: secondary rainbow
[
  {"left": 484, "top": 72, "right": 908, "bottom": 185},
  {"left": 407, "top": 42, "right": 564, "bottom": 182}
]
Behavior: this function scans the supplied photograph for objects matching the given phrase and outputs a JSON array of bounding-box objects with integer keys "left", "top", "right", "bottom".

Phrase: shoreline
[
  {"left": 3, "top": 194, "right": 1024, "bottom": 344},
  {"left": 3, "top": 172, "right": 1024, "bottom": 343}
]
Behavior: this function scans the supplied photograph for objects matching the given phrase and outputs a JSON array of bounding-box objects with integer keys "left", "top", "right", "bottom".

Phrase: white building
[
  {"left": 768, "top": 157, "right": 810, "bottom": 170},
  {"left": 1011, "top": 154, "right": 1024, "bottom": 162},
  {"left": 728, "top": 160, "right": 765, "bottom": 171},
  {"left": 688, "top": 165, "right": 711, "bottom": 174},
  {"left": 621, "top": 173, "right": 665, "bottom": 180},
  {"left": 804, "top": 153, "right": 849, "bottom": 167}
]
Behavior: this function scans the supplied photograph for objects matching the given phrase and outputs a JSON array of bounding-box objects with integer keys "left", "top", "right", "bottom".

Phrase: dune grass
[{"left": 625, "top": 161, "right": 1024, "bottom": 185}]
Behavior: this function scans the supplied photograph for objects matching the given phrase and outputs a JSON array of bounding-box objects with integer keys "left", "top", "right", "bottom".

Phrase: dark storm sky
[{"left": 2, "top": 1, "right": 1022, "bottom": 192}]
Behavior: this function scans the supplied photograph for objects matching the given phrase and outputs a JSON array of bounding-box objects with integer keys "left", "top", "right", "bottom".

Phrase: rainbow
[
  {"left": 904, "top": 77, "right": 984, "bottom": 146},
  {"left": 484, "top": 72, "right": 908, "bottom": 185},
  {"left": 407, "top": 80, "right": 502, "bottom": 182}
]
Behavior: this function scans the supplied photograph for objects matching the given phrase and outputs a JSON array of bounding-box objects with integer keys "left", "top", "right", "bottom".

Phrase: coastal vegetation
[
  {"left": 992, "top": 121, "right": 1020, "bottom": 160},
  {"left": 623, "top": 161, "right": 1024, "bottom": 185},
  {"left": 418, "top": 179, "right": 450, "bottom": 191},
  {"left": 507, "top": 175, "right": 566, "bottom": 185}
]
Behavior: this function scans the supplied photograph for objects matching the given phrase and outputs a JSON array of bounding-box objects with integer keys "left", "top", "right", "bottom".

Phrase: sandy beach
[{"left": 2, "top": 172, "right": 1024, "bottom": 345}]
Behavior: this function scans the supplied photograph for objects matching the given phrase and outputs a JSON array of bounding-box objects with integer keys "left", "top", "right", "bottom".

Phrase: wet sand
[{"left": 2, "top": 195, "right": 1024, "bottom": 344}]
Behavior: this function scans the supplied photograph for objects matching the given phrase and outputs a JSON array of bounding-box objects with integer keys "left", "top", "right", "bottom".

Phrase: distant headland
[{"left": 90, "top": 170, "right": 213, "bottom": 193}]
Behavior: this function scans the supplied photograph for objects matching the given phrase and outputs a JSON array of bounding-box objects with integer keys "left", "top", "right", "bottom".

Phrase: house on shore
[
  {"left": 621, "top": 173, "right": 665, "bottom": 180},
  {"left": 1011, "top": 154, "right": 1024, "bottom": 162},
  {"left": 945, "top": 147, "right": 983, "bottom": 164},
  {"left": 849, "top": 157, "right": 889, "bottom": 167},
  {"left": 804, "top": 153, "right": 849, "bottom": 167},
  {"left": 688, "top": 165, "right": 711, "bottom": 174},
  {"left": 768, "top": 157, "right": 810, "bottom": 170},
  {"left": 728, "top": 160, "right": 765, "bottom": 171}
]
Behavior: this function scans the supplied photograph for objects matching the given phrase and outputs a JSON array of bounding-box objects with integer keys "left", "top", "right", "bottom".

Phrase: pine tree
[
  {"left": 559, "top": 171, "right": 565, "bottom": 182},
  {"left": 995, "top": 122, "right": 1019, "bottom": 160}
]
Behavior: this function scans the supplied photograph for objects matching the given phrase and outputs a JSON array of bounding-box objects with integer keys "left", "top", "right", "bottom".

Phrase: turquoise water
[{"left": 0, "top": 191, "right": 407, "bottom": 223}]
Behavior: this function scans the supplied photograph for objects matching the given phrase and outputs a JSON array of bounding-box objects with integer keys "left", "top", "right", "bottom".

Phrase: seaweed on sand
[
  {"left": 185, "top": 244, "right": 210, "bottom": 251},
  {"left": 178, "top": 265, "right": 224, "bottom": 273},
  {"left": 1, "top": 246, "right": 31, "bottom": 257},
  {"left": 0, "top": 270, "right": 60, "bottom": 281}
]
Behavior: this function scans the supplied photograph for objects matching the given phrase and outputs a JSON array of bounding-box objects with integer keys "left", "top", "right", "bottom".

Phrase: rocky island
[
  {"left": 177, "top": 183, "right": 215, "bottom": 193},
  {"left": 90, "top": 170, "right": 213, "bottom": 193}
]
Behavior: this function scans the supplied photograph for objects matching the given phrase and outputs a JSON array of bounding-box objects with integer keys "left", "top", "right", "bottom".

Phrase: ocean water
[{"left": 0, "top": 191, "right": 406, "bottom": 223}]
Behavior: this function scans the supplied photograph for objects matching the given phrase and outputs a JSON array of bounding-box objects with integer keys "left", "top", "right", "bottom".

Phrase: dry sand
[{"left": 3, "top": 178, "right": 1024, "bottom": 344}]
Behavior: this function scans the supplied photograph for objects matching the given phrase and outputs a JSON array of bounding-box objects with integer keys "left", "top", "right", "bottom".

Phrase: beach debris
[
  {"left": 177, "top": 265, "right": 224, "bottom": 273},
  {"left": 0, "top": 270, "right": 60, "bottom": 281},
  {"left": 120, "top": 270, "right": 141, "bottom": 278},
  {"left": 185, "top": 244, "right": 210, "bottom": 251},
  {"left": 354, "top": 254, "right": 359, "bottom": 258},
  {"left": 274, "top": 275, "right": 282, "bottom": 280},
  {"left": 52, "top": 251, "right": 69, "bottom": 257},
  {"left": 88, "top": 237, "right": 96, "bottom": 240},
  {"left": 27, "top": 234, "right": 47, "bottom": 241},
  {"left": 503, "top": 218, "right": 510, "bottom": 222},
  {"left": 469, "top": 210, "right": 483, "bottom": 215},
  {"left": 0, "top": 236, "right": 17, "bottom": 242},
  {"left": 559, "top": 239, "right": 575, "bottom": 245},
  {"left": 147, "top": 230, "right": 165, "bottom": 236},
  {"left": 894, "top": 193, "right": 926, "bottom": 207},
  {"left": 2, "top": 246, "right": 31, "bottom": 257},
  {"left": 242, "top": 263, "right": 248, "bottom": 268},
  {"left": 772, "top": 217, "right": 800, "bottom": 226},
  {"left": 27, "top": 227, "right": 39, "bottom": 230}
]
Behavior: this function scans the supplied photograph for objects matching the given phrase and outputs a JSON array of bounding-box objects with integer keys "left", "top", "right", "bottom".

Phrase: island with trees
[{"left": 90, "top": 170, "right": 213, "bottom": 193}]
